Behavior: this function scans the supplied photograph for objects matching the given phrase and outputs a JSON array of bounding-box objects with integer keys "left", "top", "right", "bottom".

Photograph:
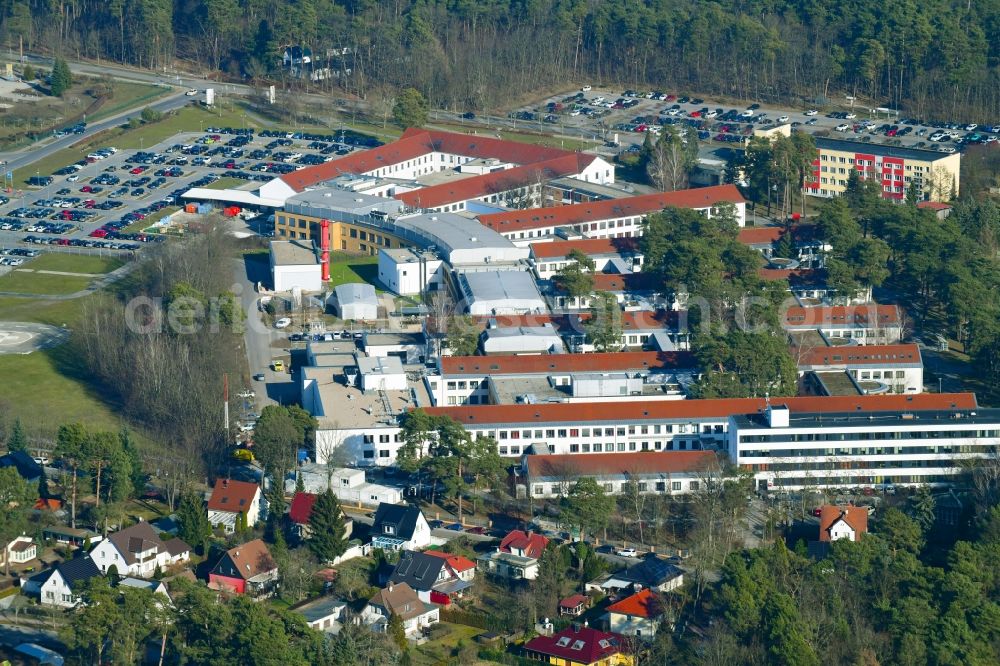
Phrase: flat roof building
[
  {"left": 728, "top": 403, "right": 1000, "bottom": 491},
  {"left": 807, "top": 137, "right": 961, "bottom": 202},
  {"left": 458, "top": 270, "right": 547, "bottom": 316},
  {"left": 270, "top": 239, "right": 321, "bottom": 292}
]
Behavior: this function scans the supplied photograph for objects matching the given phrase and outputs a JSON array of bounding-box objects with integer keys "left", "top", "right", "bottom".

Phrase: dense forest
[{"left": 0, "top": 0, "right": 998, "bottom": 120}]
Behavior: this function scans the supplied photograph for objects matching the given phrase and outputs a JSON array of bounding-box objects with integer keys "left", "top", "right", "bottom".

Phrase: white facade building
[
  {"left": 377, "top": 247, "right": 443, "bottom": 296},
  {"left": 270, "top": 240, "right": 322, "bottom": 292},
  {"left": 728, "top": 403, "right": 1000, "bottom": 491},
  {"left": 333, "top": 283, "right": 379, "bottom": 320}
]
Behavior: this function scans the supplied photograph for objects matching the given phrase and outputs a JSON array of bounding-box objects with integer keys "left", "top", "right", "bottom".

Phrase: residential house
[
  {"left": 499, "top": 530, "right": 548, "bottom": 560},
  {"left": 369, "top": 503, "right": 431, "bottom": 551},
  {"left": 26, "top": 556, "right": 101, "bottom": 608},
  {"left": 1, "top": 536, "right": 37, "bottom": 570},
  {"left": 424, "top": 550, "right": 476, "bottom": 582},
  {"left": 288, "top": 491, "right": 354, "bottom": 541},
  {"left": 284, "top": 464, "right": 403, "bottom": 507},
  {"left": 89, "top": 522, "right": 190, "bottom": 577},
  {"left": 560, "top": 593, "right": 589, "bottom": 617},
  {"left": 0, "top": 450, "right": 42, "bottom": 483},
  {"left": 387, "top": 550, "right": 475, "bottom": 604},
  {"left": 477, "top": 529, "right": 549, "bottom": 581},
  {"left": 294, "top": 596, "right": 348, "bottom": 633},
  {"left": 523, "top": 624, "right": 633, "bottom": 666},
  {"left": 589, "top": 555, "right": 684, "bottom": 594},
  {"left": 207, "top": 479, "right": 263, "bottom": 534},
  {"left": 605, "top": 588, "right": 665, "bottom": 640},
  {"left": 819, "top": 505, "right": 869, "bottom": 542},
  {"left": 363, "top": 582, "right": 440, "bottom": 638},
  {"left": 118, "top": 577, "right": 170, "bottom": 599},
  {"left": 41, "top": 526, "right": 100, "bottom": 549},
  {"left": 208, "top": 539, "right": 279, "bottom": 598}
]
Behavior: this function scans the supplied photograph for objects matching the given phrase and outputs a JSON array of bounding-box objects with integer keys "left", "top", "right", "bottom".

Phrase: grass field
[
  {"left": 204, "top": 177, "right": 246, "bottom": 190},
  {"left": 28, "top": 253, "right": 124, "bottom": 274},
  {"left": 0, "top": 294, "right": 124, "bottom": 432},
  {"left": 326, "top": 252, "right": 383, "bottom": 291},
  {"left": 87, "top": 81, "right": 171, "bottom": 123},
  {"left": 0, "top": 270, "right": 94, "bottom": 295}
]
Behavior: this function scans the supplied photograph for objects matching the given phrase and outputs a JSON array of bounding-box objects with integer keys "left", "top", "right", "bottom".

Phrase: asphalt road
[{"left": 0, "top": 91, "right": 192, "bottom": 173}]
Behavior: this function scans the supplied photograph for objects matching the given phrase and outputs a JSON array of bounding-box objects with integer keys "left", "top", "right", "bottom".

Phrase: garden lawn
[{"left": 411, "top": 623, "right": 482, "bottom": 665}]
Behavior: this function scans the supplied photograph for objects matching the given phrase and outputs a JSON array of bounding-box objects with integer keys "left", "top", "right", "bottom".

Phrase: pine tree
[
  {"left": 176, "top": 491, "right": 211, "bottom": 554},
  {"left": 22, "top": 63, "right": 34, "bottom": 81},
  {"left": 295, "top": 473, "right": 305, "bottom": 493},
  {"left": 37, "top": 467, "right": 49, "bottom": 500},
  {"left": 7, "top": 418, "right": 27, "bottom": 452},
  {"left": 107, "top": 564, "right": 120, "bottom": 586},
  {"left": 307, "top": 489, "right": 348, "bottom": 562},
  {"left": 49, "top": 58, "right": 72, "bottom": 97}
]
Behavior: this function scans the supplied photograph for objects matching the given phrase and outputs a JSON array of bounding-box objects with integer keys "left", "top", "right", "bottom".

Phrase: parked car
[
  {"left": 274, "top": 317, "right": 291, "bottom": 328},
  {"left": 616, "top": 548, "right": 638, "bottom": 558}
]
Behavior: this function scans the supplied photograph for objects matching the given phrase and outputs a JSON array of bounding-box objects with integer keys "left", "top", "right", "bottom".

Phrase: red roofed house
[
  {"left": 262, "top": 127, "right": 613, "bottom": 207},
  {"left": 819, "top": 505, "right": 869, "bottom": 542},
  {"left": 424, "top": 550, "right": 476, "bottom": 582},
  {"left": 288, "top": 491, "right": 354, "bottom": 541},
  {"left": 782, "top": 304, "right": 903, "bottom": 345},
  {"left": 605, "top": 588, "right": 667, "bottom": 640},
  {"left": 795, "top": 343, "right": 924, "bottom": 394},
  {"left": 479, "top": 183, "right": 747, "bottom": 245},
  {"left": 523, "top": 624, "right": 632, "bottom": 666},
  {"left": 478, "top": 529, "right": 549, "bottom": 581},
  {"left": 560, "top": 593, "right": 590, "bottom": 616},
  {"left": 208, "top": 538, "right": 278, "bottom": 598},
  {"left": 530, "top": 237, "right": 643, "bottom": 280},
  {"left": 207, "top": 479, "right": 263, "bottom": 534},
  {"left": 499, "top": 530, "right": 548, "bottom": 559}
]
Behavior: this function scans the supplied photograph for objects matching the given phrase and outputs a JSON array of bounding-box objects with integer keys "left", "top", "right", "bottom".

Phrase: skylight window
[
  {"left": 571, "top": 640, "right": 585, "bottom": 650},
  {"left": 556, "top": 637, "right": 570, "bottom": 647}
]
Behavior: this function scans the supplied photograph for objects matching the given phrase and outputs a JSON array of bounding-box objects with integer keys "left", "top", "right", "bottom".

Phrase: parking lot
[
  {"left": 0, "top": 127, "right": 384, "bottom": 255},
  {"left": 502, "top": 87, "right": 1000, "bottom": 153}
]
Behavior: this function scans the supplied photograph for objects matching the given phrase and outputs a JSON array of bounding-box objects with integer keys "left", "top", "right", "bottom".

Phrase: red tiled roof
[
  {"left": 621, "top": 309, "right": 680, "bottom": 331},
  {"left": 589, "top": 272, "right": 658, "bottom": 293},
  {"left": 278, "top": 128, "right": 580, "bottom": 192},
  {"left": 819, "top": 505, "right": 869, "bottom": 542},
  {"left": 424, "top": 550, "right": 476, "bottom": 572},
  {"left": 525, "top": 625, "right": 625, "bottom": 664},
  {"left": 33, "top": 498, "right": 63, "bottom": 511},
  {"left": 606, "top": 588, "right": 664, "bottom": 618},
  {"left": 478, "top": 184, "right": 745, "bottom": 233},
  {"left": 423, "top": 393, "right": 978, "bottom": 426},
  {"left": 783, "top": 304, "right": 901, "bottom": 327},
  {"left": 499, "top": 530, "right": 548, "bottom": 559},
  {"left": 395, "top": 153, "right": 596, "bottom": 209},
  {"left": 527, "top": 451, "right": 718, "bottom": 480},
  {"left": 207, "top": 479, "right": 260, "bottom": 513},
  {"left": 218, "top": 538, "right": 275, "bottom": 579},
  {"left": 530, "top": 237, "right": 639, "bottom": 260},
  {"left": 441, "top": 351, "right": 694, "bottom": 376},
  {"left": 288, "top": 492, "right": 318, "bottom": 525},
  {"left": 737, "top": 226, "right": 784, "bottom": 245},
  {"left": 916, "top": 201, "right": 952, "bottom": 211},
  {"left": 560, "top": 593, "right": 589, "bottom": 609},
  {"left": 796, "top": 343, "right": 922, "bottom": 367}
]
